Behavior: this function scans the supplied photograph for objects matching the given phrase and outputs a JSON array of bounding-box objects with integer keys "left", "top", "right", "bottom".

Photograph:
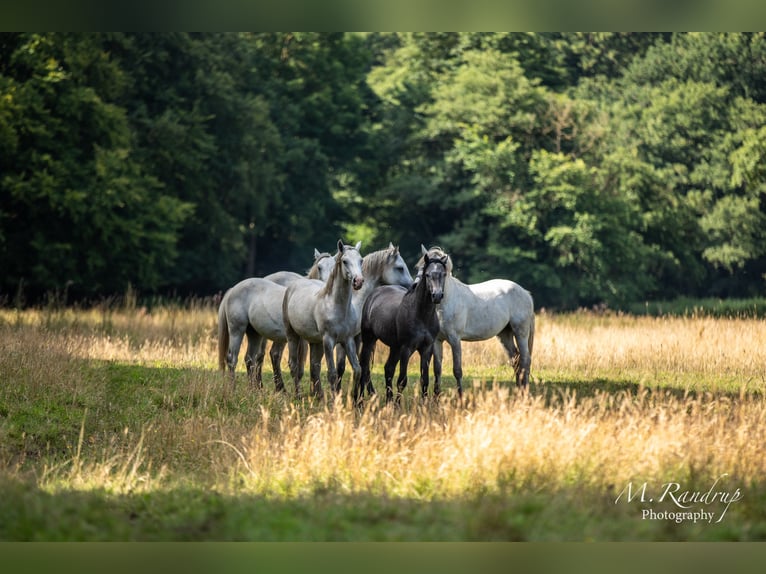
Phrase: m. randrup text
[{"left": 614, "top": 473, "right": 743, "bottom": 523}]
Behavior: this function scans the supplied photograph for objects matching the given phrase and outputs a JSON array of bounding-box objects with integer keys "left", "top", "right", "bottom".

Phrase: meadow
[{"left": 1, "top": 299, "right": 765, "bottom": 541}]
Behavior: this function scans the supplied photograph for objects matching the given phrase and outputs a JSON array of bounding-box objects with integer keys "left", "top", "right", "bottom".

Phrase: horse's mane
[
  {"left": 362, "top": 245, "right": 398, "bottom": 279},
  {"left": 307, "top": 252, "right": 332, "bottom": 279},
  {"left": 415, "top": 246, "right": 453, "bottom": 276}
]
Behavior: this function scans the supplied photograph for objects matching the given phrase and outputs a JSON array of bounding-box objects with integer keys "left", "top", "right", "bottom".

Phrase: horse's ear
[
  {"left": 421, "top": 244, "right": 428, "bottom": 256},
  {"left": 354, "top": 241, "right": 362, "bottom": 252},
  {"left": 314, "top": 248, "right": 321, "bottom": 259},
  {"left": 337, "top": 239, "right": 344, "bottom": 253}
]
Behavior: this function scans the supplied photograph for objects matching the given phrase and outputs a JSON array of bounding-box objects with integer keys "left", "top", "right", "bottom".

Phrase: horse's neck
[
  {"left": 352, "top": 273, "right": 381, "bottom": 309},
  {"left": 443, "top": 275, "right": 472, "bottom": 306},
  {"left": 328, "top": 272, "right": 354, "bottom": 310},
  {"left": 413, "top": 281, "right": 436, "bottom": 318}
]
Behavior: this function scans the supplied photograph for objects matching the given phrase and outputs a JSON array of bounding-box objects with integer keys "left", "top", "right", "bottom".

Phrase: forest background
[{"left": 2, "top": 32, "right": 765, "bottom": 309}]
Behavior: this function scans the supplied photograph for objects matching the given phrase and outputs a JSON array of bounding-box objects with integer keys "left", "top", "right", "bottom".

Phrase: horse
[
  {"left": 264, "top": 249, "right": 335, "bottom": 286},
  {"left": 415, "top": 246, "right": 535, "bottom": 396},
  {"left": 217, "top": 249, "right": 334, "bottom": 390},
  {"left": 282, "top": 240, "right": 365, "bottom": 398},
  {"left": 357, "top": 246, "right": 448, "bottom": 403},
  {"left": 333, "top": 243, "right": 414, "bottom": 386}
]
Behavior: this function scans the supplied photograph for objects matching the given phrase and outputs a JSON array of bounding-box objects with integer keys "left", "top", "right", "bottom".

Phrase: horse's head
[
  {"left": 311, "top": 248, "right": 335, "bottom": 281},
  {"left": 381, "top": 242, "right": 414, "bottom": 288},
  {"left": 422, "top": 250, "right": 449, "bottom": 304},
  {"left": 337, "top": 239, "right": 364, "bottom": 290}
]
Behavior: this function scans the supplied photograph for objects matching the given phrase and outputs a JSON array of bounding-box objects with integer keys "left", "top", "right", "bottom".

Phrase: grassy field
[{"left": 1, "top": 300, "right": 765, "bottom": 541}]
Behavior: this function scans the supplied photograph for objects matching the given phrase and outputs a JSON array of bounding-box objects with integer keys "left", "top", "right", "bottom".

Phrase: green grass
[{"left": 3, "top": 476, "right": 764, "bottom": 541}]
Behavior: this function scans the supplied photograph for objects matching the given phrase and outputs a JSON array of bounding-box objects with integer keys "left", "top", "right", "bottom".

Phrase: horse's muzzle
[
  {"left": 431, "top": 292, "right": 443, "bottom": 304},
  {"left": 353, "top": 277, "right": 364, "bottom": 290}
]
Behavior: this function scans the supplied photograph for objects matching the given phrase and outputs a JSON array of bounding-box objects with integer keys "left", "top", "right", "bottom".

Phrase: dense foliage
[{"left": 2, "top": 33, "right": 765, "bottom": 308}]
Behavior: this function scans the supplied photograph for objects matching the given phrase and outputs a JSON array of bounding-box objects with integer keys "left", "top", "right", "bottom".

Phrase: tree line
[{"left": 2, "top": 33, "right": 765, "bottom": 308}]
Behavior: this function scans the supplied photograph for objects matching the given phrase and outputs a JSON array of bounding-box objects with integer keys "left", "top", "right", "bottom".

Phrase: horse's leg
[
  {"left": 395, "top": 346, "right": 412, "bottom": 403},
  {"left": 225, "top": 323, "right": 246, "bottom": 389},
  {"left": 269, "top": 340, "right": 286, "bottom": 392},
  {"left": 362, "top": 334, "right": 376, "bottom": 396},
  {"left": 335, "top": 345, "right": 346, "bottom": 386},
  {"left": 447, "top": 336, "right": 464, "bottom": 398},
  {"left": 383, "top": 349, "right": 398, "bottom": 403},
  {"left": 509, "top": 321, "right": 532, "bottom": 389},
  {"left": 323, "top": 335, "right": 341, "bottom": 395},
  {"left": 419, "top": 345, "right": 432, "bottom": 398},
  {"left": 498, "top": 326, "right": 520, "bottom": 383},
  {"left": 310, "top": 342, "right": 325, "bottom": 399},
  {"left": 432, "top": 338, "right": 444, "bottom": 396},
  {"left": 343, "top": 336, "right": 363, "bottom": 400},
  {"left": 358, "top": 334, "right": 376, "bottom": 402},
  {"left": 285, "top": 323, "right": 305, "bottom": 398},
  {"left": 244, "top": 328, "right": 265, "bottom": 391}
]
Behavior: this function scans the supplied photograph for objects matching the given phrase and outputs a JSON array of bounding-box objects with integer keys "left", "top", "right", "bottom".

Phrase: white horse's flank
[
  {"left": 283, "top": 240, "right": 365, "bottom": 398},
  {"left": 217, "top": 278, "right": 291, "bottom": 390},
  {"left": 217, "top": 249, "right": 335, "bottom": 389},
  {"left": 420, "top": 246, "right": 535, "bottom": 396}
]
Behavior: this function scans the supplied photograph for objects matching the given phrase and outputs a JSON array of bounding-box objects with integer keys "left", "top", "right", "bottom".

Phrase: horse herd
[{"left": 218, "top": 241, "right": 535, "bottom": 402}]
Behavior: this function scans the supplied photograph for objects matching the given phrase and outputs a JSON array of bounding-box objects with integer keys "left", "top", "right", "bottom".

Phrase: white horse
[
  {"left": 417, "top": 246, "right": 535, "bottom": 396},
  {"left": 217, "top": 249, "right": 334, "bottom": 390},
  {"left": 283, "top": 240, "right": 365, "bottom": 398}
]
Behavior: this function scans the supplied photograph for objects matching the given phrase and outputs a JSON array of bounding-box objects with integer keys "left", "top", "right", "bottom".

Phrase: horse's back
[
  {"left": 470, "top": 278, "right": 532, "bottom": 308},
  {"left": 222, "top": 278, "right": 264, "bottom": 325},
  {"left": 263, "top": 270, "right": 304, "bottom": 287},
  {"left": 472, "top": 279, "right": 533, "bottom": 328}
]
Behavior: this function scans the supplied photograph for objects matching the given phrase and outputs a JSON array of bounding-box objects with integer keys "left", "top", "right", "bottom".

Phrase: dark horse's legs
[
  {"left": 431, "top": 344, "right": 442, "bottom": 397},
  {"left": 383, "top": 350, "right": 398, "bottom": 403},
  {"left": 335, "top": 335, "right": 364, "bottom": 390},
  {"left": 358, "top": 334, "right": 376, "bottom": 402},
  {"left": 419, "top": 346, "right": 432, "bottom": 398},
  {"left": 395, "top": 347, "right": 413, "bottom": 403}
]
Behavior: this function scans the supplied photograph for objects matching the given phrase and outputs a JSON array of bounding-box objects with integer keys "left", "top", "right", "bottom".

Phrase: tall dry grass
[
  {"left": 1, "top": 304, "right": 765, "bottom": 501},
  {"left": 235, "top": 388, "right": 766, "bottom": 498}
]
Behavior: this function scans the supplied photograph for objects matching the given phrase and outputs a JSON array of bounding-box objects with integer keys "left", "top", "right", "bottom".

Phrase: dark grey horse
[{"left": 357, "top": 247, "right": 448, "bottom": 403}]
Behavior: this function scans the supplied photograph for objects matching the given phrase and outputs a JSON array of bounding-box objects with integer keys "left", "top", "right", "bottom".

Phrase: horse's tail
[
  {"left": 528, "top": 311, "right": 535, "bottom": 356},
  {"left": 297, "top": 338, "right": 308, "bottom": 372},
  {"left": 217, "top": 293, "right": 229, "bottom": 371}
]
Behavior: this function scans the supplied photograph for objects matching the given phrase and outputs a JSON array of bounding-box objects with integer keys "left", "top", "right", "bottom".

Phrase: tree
[{"left": 0, "top": 33, "right": 191, "bottom": 299}]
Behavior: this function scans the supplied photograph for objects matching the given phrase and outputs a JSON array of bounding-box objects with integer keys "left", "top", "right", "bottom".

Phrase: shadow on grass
[
  {"left": 529, "top": 376, "right": 762, "bottom": 405},
  {"left": 1, "top": 477, "right": 763, "bottom": 542}
]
